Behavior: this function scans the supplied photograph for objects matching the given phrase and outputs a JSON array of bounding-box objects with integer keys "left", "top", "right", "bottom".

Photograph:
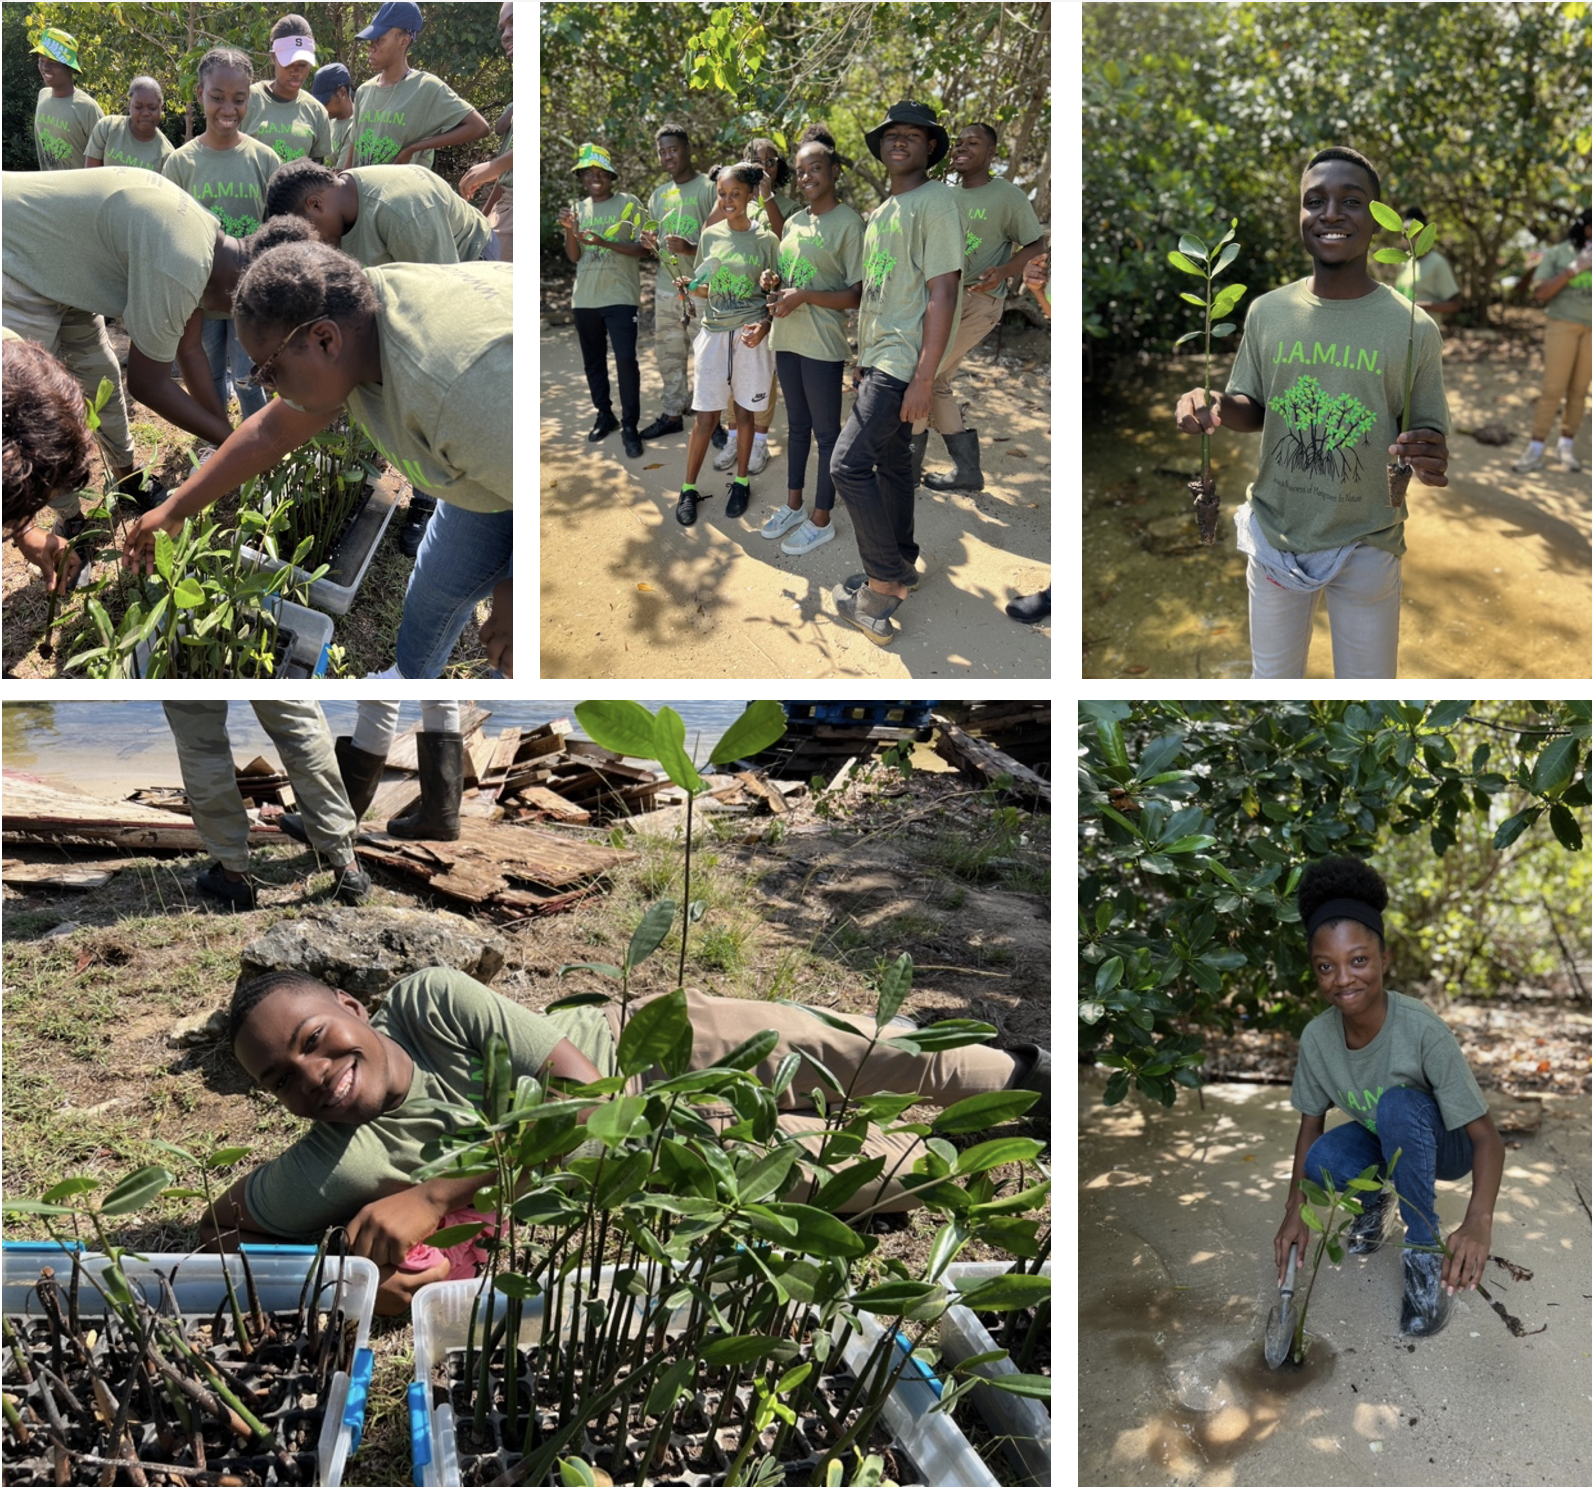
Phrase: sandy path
[
  {"left": 1079, "top": 1069, "right": 1592, "bottom": 1486},
  {"left": 538, "top": 316, "right": 1053, "bottom": 679}
]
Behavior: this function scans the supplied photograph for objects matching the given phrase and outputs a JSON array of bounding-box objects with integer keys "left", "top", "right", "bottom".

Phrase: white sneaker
[
  {"left": 747, "top": 440, "right": 770, "bottom": 475},
  {"left": 1512, "top": 446, "right": 1544, "bottom": 473},
  {"left": 712, "top": 433, "right": 739, "bottom": 472},
  {"left": 1560, "top": 444, "right": 1582, "bottom": 472},
  {"left": 780, "top": 517, "right": 836, "bottom": 555},
  {"left": 758, "top": 504, "right": 805, "bottom": 540}
]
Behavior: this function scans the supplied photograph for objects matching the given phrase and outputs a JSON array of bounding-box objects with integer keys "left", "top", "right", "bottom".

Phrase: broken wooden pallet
[{"left": 931, "top": 717, "right": 1051, "bottom": 808}]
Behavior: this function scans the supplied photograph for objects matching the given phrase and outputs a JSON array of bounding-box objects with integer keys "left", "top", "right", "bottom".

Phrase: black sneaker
[
  {"left": 676, "top": 487, "right": 700, "bottom": 526},
  {"left": 725, "top": 479, "right": 750, "bottom": 518},
  {"left": 1399, "top": 1249, "right": 1453, "bottom": 1337},
  {"left": 622, "top": 425, "right": 644, "bottom": 458},
  {"left": 843, "top": 570, "right": 920, "bottom": 595},
  {"left": 1346, "top": 1191, "right": 1393, "bottom": 1255},
  {"left": 397, "top": 495, "right": 436, "bottom": 559},
  {"left": 587, "top": 411, "right": 619, "bottom": 443},
  {"left": 196, "top": 862, "right": 256, "bottom": 910},
  {"left": 710, "top": 424, "right": 728, "bottom": 450},
  {"left": 638, "top": 415, "right": 684, "bottom": 440},
  {"left": 1005, "top": 586, "right": 1051, "bottom": 624}
]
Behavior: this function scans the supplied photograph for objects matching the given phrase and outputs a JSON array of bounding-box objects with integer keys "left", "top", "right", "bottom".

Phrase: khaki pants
[
  {"left": 914, "top": 287, "right": 1004, "bottom": 437},
  {"left": 163, "top": 702, "right": 356, "bottom": 872},
  {"left": 488, "top": 186, "right": 513, "bottom": 264},
  {"left": 1530, "top": 317, "right": 1592, "bottom": 442},
  {"left": 3, "top": 269, "right": 136, "bottom": 509},
  {"left": 606, "top": 988, "right": 1023, "bottom": 1214},
  {"left": 654, "top": 283, "right": 691, "bottom": 419}
]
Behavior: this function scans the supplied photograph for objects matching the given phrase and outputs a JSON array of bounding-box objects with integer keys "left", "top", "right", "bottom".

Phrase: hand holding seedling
[
  {"left": 1023, "top": 252, "right": 1049, "bottom": 291},
  {"left": 767, "top": 287, "right": 806, "bottom": 318},
  {"left": 758, "top": 269, "right": 782, "bottom": 293},
  {"left": 122, "top": 502, "right": 183, "bottom": 574},
  {"left": 1386, "top": 427, "right": 1450, "bottom": 486},
  {"left": 14, "top": 525, "right": 80, "bottom": 595},
  {"left": 1371, "top": 201, "right": 1441, "bottom": 504}
]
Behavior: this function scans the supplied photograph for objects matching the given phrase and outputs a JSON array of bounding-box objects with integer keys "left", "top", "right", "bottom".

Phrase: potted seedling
[
  {"left": 1370, "top": 202, "right": 1438, "bottom": 507},
  {"left": 1169, "top": 220, "right": 1247, "bottom": 543}
]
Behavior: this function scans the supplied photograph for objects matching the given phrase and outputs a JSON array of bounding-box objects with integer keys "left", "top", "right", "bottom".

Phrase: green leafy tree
[{"left": 1079, "top": 701, "right": 1592, "bottom": 1108}]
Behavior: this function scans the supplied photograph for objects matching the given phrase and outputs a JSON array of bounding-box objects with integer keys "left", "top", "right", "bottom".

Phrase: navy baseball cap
[
  {"left": 357, "top": 2, "right": 423, "bottom": 39},
  {"left": 310, "top": 62, "right": 352, "bottom": 103}
]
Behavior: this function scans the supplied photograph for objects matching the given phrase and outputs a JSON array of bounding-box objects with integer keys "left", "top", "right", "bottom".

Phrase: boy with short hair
[
  {"left": 1175, "top": 146, "right": 1450, "bottom": 680},
  {"left": 638, "top": 125, "right": 716, "bottom": 441},
  {"left": 828, "top": 100, "right": 963, "bottom": 646},
  {"left": 32, "top": 28, "right": 103, "bottom": 171},
  {"left": 311, "top": 62, "right": 355, "bottom": 166}
]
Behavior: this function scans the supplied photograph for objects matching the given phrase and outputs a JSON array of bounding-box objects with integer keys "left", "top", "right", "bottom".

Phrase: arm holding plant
[
  {"left": 1443, "top": 1111, "right": 1502, "bottom": 1295},
  {"left": 1175, "top": 387, "right": 1266, "bottom": 435},
  {"left": 127, "top": 312, "right": 233, "bottom": 449}
]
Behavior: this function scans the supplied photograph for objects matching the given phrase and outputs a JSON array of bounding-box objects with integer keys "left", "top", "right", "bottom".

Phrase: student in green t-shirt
[
  {"left": 757, "top": 125, "right": 865, "bottom": 558},
  {"left": 559, "top": 143, "right": 647, "bottom": 459},
  {"left": 1275, "top": 856, "right": 1504, "bottom": 1339},
  {"left": 456, "top": 5, "right": 516, "bottom": 264},
  {"left": 1006, "top": 250, "right": 1051, "bottom": 626},
  {"left": 636, "top": 124, "right": 716, "bottom": 441},
  {"left": 123, "top": 222, "right": 514, "bottom": 679},
  {"left": 1511, "top": 206, "right": 1592, "bottom": 476},
  {"left": 265, "top": 159, "right": 494, "bottom": 266},
  {"left": 199, "top": 965, "right": 1043, "bottom": 1316},
  {"left": 829, "top": 101, "right": 964, "bottom": 647},
  {"left": 32, "top": 27, "right": 103, "bottom": 172},
  {"left": 1175, "top": 147, "right": 1450, "bottom": 680},
  {"left": 243, "top": 14, "right": 333, "bottom": 165},
  {"left": 916, "top": 122, "right": 1046, "bottom": 495},
  {"left": 1389, "top": 204, "right": 1461, "bottom": 321},
  {"left": 163, "top": 48, "right": 281, "bottom": 421},
  {"left": 85, "top": 78, "right": 174, "bottom": 173},
  {"left": 674, "top": 163, "right": 781, "bottom": 526},
  {"left": 344, "top": 1, "right": 489, "bottom": 171}
]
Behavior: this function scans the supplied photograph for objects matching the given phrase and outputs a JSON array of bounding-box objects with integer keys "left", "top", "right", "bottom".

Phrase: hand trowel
[{"left": 1264, "top": 1244, "right": 1299, "bottom": 1367}]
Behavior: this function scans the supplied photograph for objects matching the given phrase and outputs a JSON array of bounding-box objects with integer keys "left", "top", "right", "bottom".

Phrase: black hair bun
[
  {"left": 249, "top": 216, "right": 315, "bottom": 260},
  {"left": 1297, "top": 854, "right": 1389, "bottom": 925}
]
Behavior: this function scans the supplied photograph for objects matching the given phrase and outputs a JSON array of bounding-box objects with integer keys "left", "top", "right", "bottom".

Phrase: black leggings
[
  {"left": 574, "top": 303, "right": 640, "bottom": 427},
  {"left": 775, "top": 350, "right": 844, "bottom": 512}
]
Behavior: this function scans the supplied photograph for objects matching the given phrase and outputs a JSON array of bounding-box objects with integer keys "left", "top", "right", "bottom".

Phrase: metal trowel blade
[{"left": 1264, "top": 1243, "right": 1299, "bottom": 1368}]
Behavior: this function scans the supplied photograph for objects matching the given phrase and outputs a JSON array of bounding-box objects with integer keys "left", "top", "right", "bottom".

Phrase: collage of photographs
[{"left": 0, "top": 4, "right": 1057, "bottom": 1488}]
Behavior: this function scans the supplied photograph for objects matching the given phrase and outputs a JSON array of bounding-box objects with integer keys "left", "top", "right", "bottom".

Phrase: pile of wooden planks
[
  {"left": 935, "top": 701, "right": 1051, "bottom": 772},
  {"left": 932, "top": 709, "right": 1051, "bottom": 808},
  {"left": 750, "top": 702, "right": 935, "bottom": 782}
]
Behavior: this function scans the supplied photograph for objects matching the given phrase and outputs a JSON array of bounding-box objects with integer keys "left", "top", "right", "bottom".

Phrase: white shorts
[{"left": 692, "top": 325, "right": 774, "bottom": 415}]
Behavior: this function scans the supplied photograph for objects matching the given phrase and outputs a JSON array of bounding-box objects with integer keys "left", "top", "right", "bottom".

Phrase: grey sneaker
[
  {"left": 1512, "top": 446, "right": 1544, "bottom": 473},
  {"left": 747, "top": 440, "right": 770, "bottom": 475},
  {"left": 832, "top": 581, "right": 903, "bottom": 646},
  {"left": 712, "top": 434, "right": 740, "bottom": 472},
  {"left": 781, "top": 517, "right": 836, "bottom": 556},
  {"left": 842, "top": 568, "right": 920, "bottom": 594}
]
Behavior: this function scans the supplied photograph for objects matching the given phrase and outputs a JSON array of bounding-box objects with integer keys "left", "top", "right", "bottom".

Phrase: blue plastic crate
[{"left": 782, "top": 700, "right": 937, "bottom": 729}]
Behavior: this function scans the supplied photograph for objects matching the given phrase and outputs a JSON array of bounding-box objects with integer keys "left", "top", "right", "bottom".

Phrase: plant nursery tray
[
  {"left": 240, "top": 474, "right": 398, "bottom": 617},
  {"left": 132, "top": 596, "right": 332, "bottom": 679},
  {"left": 409, "top": 1266, "right": 997, "bottom": 1487},
  {"left": 939, "top": 1261, "right": 1052, "bottom": 1484},
  {"left": 1, "top": 1242, "right": 378, "bottom": 1487}
]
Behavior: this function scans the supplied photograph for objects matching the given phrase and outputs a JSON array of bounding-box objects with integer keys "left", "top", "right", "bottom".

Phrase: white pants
[
  {"left": 351, "top": 701, "right": 462, "bottom": 755},
  {"left": 1246, "top": 545, "right": 1401, "bottom": 679}
]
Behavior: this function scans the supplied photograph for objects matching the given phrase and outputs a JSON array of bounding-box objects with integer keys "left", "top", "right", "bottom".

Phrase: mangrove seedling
[
  {"left": 1370, "top": 201, "right": 1438, "bottom": 507},
  {"left": 1169, "top": 219, "right": 1247, "bottom": 543}
]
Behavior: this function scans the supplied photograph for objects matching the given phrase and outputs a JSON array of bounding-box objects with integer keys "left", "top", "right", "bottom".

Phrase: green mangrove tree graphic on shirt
[
  {"left": 1271, "top": 374, "right": 1378, "bottom": 482},
  {"left": 37, "top": 126, "right": 74, "bottom": 162},
  {"left": 777, "top": 244, "right": 817, "bottom": 288},
  {"left": 355, "top": 128, "right": 401, "bottom": 165}
]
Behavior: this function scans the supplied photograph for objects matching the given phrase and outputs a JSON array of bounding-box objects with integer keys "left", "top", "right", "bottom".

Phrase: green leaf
[
  {"left": 1373, "top": 248, "right": 1410, "bottom": 265},
  {"left": 1530, "top": 735, "right": 1578, "bottom": 796},
  {"left": 559, "top": 1456, "right": 598, "bottom": 1487},
  {"left": 881, "top": 1019, "right": 998, "bottom": 1053},
  {"left": 1177, "top": 234, "right": 1208, "bottom": 261},
  {"left": 1213, "top": 242, "right": 1240, "bottom": 276},
  {"left": 1095, "top": 956, "right": 1124, "bottom": 996},
  {"left": 702, "top": 1334, "right": 797, "bottom": 1367},
  {"left": 1, "top": 1199, "right": 78, "bottom": 1216},
  {"left": 767, "top": 1201, "right": 876, "bottom": 1259},
  {"left": 173, "top": 578, "right": 204, "bottom": 608},
  {"left": 1493, "top": 805, "right": 1542, "bottom": 850},
  {"left": 574, "top": 700, "right": 659, "bottom": 760},
  {"left": 953, "top": 1137, "right": 1046, "bottom": 1175},
  {"left": 709, "top": 700, "right": 787, "bottom": 764},
  {"left": 546, "top": 992, "right": 614, "bottom": 1011},
  {"left": 1179, "top": 292, "right": 1208, "bottom": 307},
  {"left": 1299, "top": 1203, "right": 1324, "bottom": 1233},
  {"left": 1210, "top": 322, "right": 1237, "bottom": 338},
  {"left": 850, "top": 1280, "right": 947, "bottom": 1321},
  {"left": 482, "top": 1034, "right": 513, "bottom": 1124},
  {"left": 1173, "top": 330, "right": 1203, "bottom": 347},
  {"left": 737, "top": 1146, "right": 800, "bottom": 1204},
  {"left": 954, "top": 1272, "right": 1051, "bottom": 1312},
  {"left": 1549, "top": 802, "right": 1583, "bottom": 852},
  {"left": 644, "top": 1357, "right": 696, "bottom": 1419},
  {"left": 625, "top": 899, "right": 676, "bottom": 970},
  {"left": 1102, "top": 1071, "right": 1130, "bottom": 1104},
  {"left": 555, "top": 962, "right": 623, "bottom": 982},
  {"left": 1210, "top": 282, "right": 1247, "bottom": 317},
  {"left": 586, "top": 1094, "right": 649, "bottom": 1147},
  {"left": 718, "top": 1027, "right": 779, "bottom": 1071},
  {"left": 1102, "top": 58, "right": 1122, "bottom": 86},
  {"left": 100, "top": 1165, "right": 175, "bottom": 1216},
  {"left": 874, "top": 953, "right": 913, "bottom": 1029},
  {"left": 426, "top": 1221, "right": 486, "bottom": 1248},
  {"left": 202, "top": 1146, "right": 250, "bottom": 1170},
  {"left": 1163, "top": 835, "right": 1216, "bottom": 853},
  {"left": 653, "top": 705, "right": 705, "bottom": 795},
  {"left": 932, "top": 1089, "right": 1038, "bottom": 1134},
  {"left": 616, "top": 986, "right": 691, "bottom": 1078},
  {"left": 41, "top": 1177, "right": 100, "bottom": 1204},
  {"left": 1369, "top": 200, "right": 1405, "bottom": 232},
  {"left": 1413, "top": 222, "right": 1437, "bottom": 257},
  {"left": 983, "top": 1372, "right": 1051, "bottom": 1400},
  {"left": 1167, "top": 250, "right": 1204, "bottom": 276},
  {"left": 1425, "top": 700, "right": 1472, "bottom": 730}
]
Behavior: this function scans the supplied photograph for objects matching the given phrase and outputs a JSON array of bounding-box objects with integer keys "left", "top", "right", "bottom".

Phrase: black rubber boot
[
  {"left": 397, "top": 494, "right": 437, "bottom": 559},
  {"left": 1005, "top": 586, "right": 1052, "bottom": 624},
  {"left": 1399, "top": 1249, "right": 1453, "bottom": 1336},
  {"left": 1346, "top": 1191, "right": 1393, "bottom": 1254},
  {"left": 279, "top": 737, "right": 388, "bottom": 844},
  {"left": 909, "top": 429, "right": 928, "bottom": 490},
  {"left": 387, "top": 731, "right": 463, "bottom": 841},
  {"left": 923, "top": 428, "right": 985, "bottom": 492}
]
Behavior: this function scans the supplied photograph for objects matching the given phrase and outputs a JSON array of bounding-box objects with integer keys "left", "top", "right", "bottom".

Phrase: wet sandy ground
[
  {"left": 1082, "top": 334, "right": 1592, "bottom": 678},
  {"left": 1078, "top": 1069, "right": 1592, "bottom": 1486}
]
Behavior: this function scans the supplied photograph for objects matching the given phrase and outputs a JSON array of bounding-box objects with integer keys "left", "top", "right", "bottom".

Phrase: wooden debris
[
  {"left": 935, "top": 701, "right": 1051, "bottom": 771},
  {"left": 933, "top": 718, "right": 1051, "bottom": 808},
  {"left": 0, "top": 860, "right": 121, "bottom": 890},
  {"left": 1, "top": 774, "right": 279, "bottom": 852},
  {"left": 736, "top": 772, "right": 788, "bottom": 815}
]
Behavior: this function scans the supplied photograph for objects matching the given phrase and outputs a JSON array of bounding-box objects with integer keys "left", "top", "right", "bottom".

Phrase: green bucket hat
[
  {"left": 32, "top": 27, "right": 82, "bottom": 72},
  {"left": 572, "top": 142, "right": 615, "bottom": 177}
]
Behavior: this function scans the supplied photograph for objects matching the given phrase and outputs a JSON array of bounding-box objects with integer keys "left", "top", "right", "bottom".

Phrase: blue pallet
[{"left": 782, "top": 700, "right": 937, "bottom": 729}]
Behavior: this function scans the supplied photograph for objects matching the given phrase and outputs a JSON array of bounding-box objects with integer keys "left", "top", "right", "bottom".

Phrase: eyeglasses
[{"left": 243, "top": 318, "right": 320, "bottom": 390}]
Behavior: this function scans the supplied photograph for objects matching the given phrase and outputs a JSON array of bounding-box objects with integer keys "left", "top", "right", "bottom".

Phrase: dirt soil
[
  {"left": 1085, "top": 321, "right": 1592, "bottom": 678},
  {"left": 539, "top": 271, "right": 1053, "bottom": 679},
  {"left": 1079, "top": 1067, "right": 1592, "bottom": 1486}
]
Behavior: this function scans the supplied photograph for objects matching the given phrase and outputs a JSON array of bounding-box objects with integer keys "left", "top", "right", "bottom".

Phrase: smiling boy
[
  {"left": 1176, "top": 147, "right": 1451, "bottom": 679},
  {"left": 32, "top": 28, "right": 103, "bottom": 172}
]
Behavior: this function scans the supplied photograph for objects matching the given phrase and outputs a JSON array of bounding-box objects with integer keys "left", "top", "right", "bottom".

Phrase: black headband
[{"left": 1306, "top": 898, "right": 1384, "bottom": 940}]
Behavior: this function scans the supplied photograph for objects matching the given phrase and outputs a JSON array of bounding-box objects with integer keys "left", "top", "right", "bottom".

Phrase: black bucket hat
[{"left": 864, "top": 100, "right": 949, "bottom": 168}]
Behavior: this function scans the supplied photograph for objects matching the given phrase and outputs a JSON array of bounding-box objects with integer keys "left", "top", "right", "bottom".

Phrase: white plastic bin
[
  {"left": 239, "top": 474, "right": 398, "bottom": 617},
  {"left": 2, "top": 1242, "right": 377, "bottom": 1487},
  {"left": 939, "top": 1260, "right": 1052, "bottom": 1483},
  {"left": 131, "top": 595, "right": 331, "bottom": 678},
  {"left": 410, "top": 1264, "right": 996, "bottom": 1487}
]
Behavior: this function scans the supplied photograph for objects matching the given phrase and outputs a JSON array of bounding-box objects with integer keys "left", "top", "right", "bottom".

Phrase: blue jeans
[
  {"left": 201, "top": 317, "right": 266, "bottom": 420},
  {"left": 830, "top": 367, "right": 917, "bottom": 585},
  {"left": 775, "top": 350, "right": 844, "bottom": 512},
  {"left": 395, "top": 498, "right": 513, "bottom": 679},
  {"left": 1304, "top": 1088, "right": 1474, "bottom": 1248}
]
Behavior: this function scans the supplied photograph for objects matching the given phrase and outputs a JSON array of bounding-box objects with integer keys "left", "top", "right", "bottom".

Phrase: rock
[
  {"left": 41, "top": 921, "right": 83, "bottom": 939},
  {"left": 239, "top": 907, "right": 509, "bottom": 1006},
  {"left": 1468, "top": 423, "right": 1513, "bottom": 445},
  {"left": 1140, "top": 513, "right": 1204, "bottom": 556},
  {"left": 169, "top": 1008, "right": 228, "bottom": 1048}
]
